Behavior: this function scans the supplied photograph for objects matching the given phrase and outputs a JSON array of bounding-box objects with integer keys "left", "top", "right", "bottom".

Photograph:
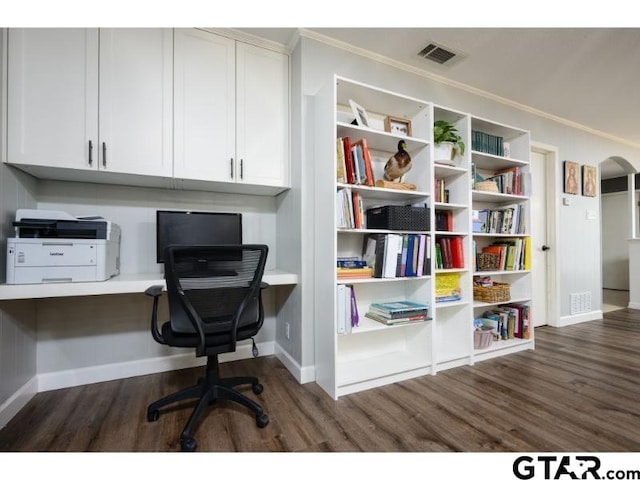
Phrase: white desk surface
[{"left": 0, "top": 270, "right": 298, "bottom": 301}]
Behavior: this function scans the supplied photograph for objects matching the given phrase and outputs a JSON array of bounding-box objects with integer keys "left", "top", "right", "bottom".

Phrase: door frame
[{"left": 531, "top": 141, "right": 561, "bottom": 327}]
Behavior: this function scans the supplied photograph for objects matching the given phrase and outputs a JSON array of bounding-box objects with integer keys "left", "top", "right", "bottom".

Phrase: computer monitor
[{"left": 156, "top": 210, "right": 243, "bottom": 263}]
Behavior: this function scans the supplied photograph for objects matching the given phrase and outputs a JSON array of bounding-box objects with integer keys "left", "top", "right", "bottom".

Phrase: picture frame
[
  {"left": 582, "top": 165, "right": 597, "bottom": 197},
  {"left": 384, "top": 116, "right": 412, "bottom": 137},
  {"left": 349, "top": 99, "right": 370, "bottom": 128},
  {"left": 563, "top": 160, "right": 580, "bottom": 195}
]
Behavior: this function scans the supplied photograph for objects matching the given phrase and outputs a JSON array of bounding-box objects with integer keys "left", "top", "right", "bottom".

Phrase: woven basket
[
  {"left": 476, "top": 252, "right": 500, "bottom": 271},
  {"left": 476, "top": 180, "right": 499, "bottom": 192},
  {"left": 473, "top": 282, "right": 511, "bottom": 303}
]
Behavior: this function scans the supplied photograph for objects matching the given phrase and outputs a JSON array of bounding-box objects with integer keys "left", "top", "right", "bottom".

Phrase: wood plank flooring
[{"left": 1, "top": 308, "right": 640, "bottom": 452}]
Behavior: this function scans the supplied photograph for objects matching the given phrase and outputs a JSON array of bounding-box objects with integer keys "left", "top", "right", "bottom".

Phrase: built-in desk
[{"left": 0, "top": 270, "right": 298, "bottom": 301}]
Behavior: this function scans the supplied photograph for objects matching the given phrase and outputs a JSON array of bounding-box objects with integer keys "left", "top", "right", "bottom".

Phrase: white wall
[
  {"left": 601, "top": 191, "right": 630, "bottom": 290},
  {"left": 0, "top": 30, "right": 41, "bottom": 423}
]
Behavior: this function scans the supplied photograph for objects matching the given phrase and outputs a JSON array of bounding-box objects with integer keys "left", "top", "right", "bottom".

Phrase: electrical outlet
[{"left": 285, "top": 322, "right": 290, "bottom": 340}]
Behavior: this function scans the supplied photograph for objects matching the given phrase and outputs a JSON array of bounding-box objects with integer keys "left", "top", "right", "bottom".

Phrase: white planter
[{"left": 434, "top": 142, "right": 456, "bottom": 165}]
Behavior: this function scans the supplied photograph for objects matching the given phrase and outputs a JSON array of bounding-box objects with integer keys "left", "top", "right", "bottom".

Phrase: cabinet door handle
[
  {"left": 102, "top": 142, "right": 107, "bottom": 168},
  {"left": 88, "top": 140, "right": 93, "bottom": 166},
  {"left": 240, "top": 159, "right": 243, "bottom": 180},
  {"left": 230, "top": 158, "right": 234, "bottom": 179}
]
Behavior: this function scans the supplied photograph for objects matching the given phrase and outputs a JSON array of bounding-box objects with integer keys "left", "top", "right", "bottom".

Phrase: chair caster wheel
[
  {"left": 252, "top": 383, "right": 263, "bottom": 395},
  {"left": 256, "top": 413, "right": 269, "bottom": 428},
  {"left": 147, "top": 409, "right": 160, "bottom": 422},
  {"left": 181, "top": 436, "right": 197, "bottom": 452}
]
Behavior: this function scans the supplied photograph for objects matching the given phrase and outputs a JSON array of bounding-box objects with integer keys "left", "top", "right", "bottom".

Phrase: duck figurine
[{"left": 384, "top": 140, "right": 412, "bottom": 183}]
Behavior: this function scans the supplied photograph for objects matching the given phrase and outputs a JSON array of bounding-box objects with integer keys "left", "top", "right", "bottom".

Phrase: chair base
[{"left": 147, "top": 355, "right": 268, "bottom": 451}]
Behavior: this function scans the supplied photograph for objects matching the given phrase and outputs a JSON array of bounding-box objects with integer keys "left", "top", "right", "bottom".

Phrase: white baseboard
[
  {"left": 556, "top": 310, "right": 603, "bottom": 327},
  {"left": 627, "top": 302, "right": 640, "bottom": 310},
  {"left": 37, "top": 340, "right": 275, "bottom": 393},
  {"left": 0, "top": 376, "right": 38, "bottom": 429},
  {"left": 274, "top": 343, "right": 316, "bottom": 384}
]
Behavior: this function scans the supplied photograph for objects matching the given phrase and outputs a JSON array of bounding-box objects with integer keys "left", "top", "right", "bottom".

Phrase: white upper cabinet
[
  {"left": 98, "top": 29, "right": 173, "bottom": 177},
  {"left": 7, "top": 28, "right": 173, "bottom": 178},
  {"left": 7, "top": 28, "right": 99, "bottom": 170},
  {"left": 173, "top": 29, "right": 289, "bottom": 190},
  {"left": 173, "top": 29, "right": 236, "bottom": 183},
  {"left": 236, "top": 41, "right": 289, "bottom": 187}
]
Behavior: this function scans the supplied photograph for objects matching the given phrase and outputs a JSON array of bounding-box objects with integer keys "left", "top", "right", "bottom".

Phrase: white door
[
  {"left": 173, "top": 29, "right": 236, "bottom": 182},
  {"left": 98, "top": 28, "right": 173, "bottom": 177},
  {"left": 531, "top": 149, "right": 552, "bottom": 327},
  {"left": 7, "top": 28, "right": 99, "bottom": 170},
  {"left": 236, "top": 42, "right": 289, "bottom": 187}
]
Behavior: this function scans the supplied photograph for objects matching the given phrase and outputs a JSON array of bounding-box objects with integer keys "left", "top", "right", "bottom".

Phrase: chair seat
[{"left": 161, "top": 319, "right": 261, "bottom": 352}]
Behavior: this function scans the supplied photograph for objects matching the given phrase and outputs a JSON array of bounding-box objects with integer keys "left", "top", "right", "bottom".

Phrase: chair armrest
[{"left": 145, "top": 285, "right": 165, "bottom": 297}]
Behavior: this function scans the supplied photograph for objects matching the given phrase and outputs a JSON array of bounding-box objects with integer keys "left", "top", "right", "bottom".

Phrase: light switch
[{"left": 563, "top": 197, "right": 571, "bottom": 206}]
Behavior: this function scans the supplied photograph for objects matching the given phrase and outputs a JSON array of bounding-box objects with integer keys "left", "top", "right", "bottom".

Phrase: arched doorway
[{"left": 600, "top": 156, "right": 638, "bottom": 312}]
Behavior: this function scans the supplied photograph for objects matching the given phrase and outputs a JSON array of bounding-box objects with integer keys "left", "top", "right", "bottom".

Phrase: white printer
[{"left": 6, "top": 209, "right": 121, "bottom": 284}]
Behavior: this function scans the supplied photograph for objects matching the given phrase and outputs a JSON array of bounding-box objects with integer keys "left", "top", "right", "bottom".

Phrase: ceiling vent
[{"left": 418, "top": 42, "right": 461, "bottom": 66}]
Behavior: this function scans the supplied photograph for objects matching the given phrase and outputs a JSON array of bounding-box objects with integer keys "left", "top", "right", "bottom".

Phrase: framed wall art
[
  {"left": 563, "top": 160, "right": 580, "bottom": 195},
  {"left": 582, "top": 165, "right": 597, "bottom": 197}
]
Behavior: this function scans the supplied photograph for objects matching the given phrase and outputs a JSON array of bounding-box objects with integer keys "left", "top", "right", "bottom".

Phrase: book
[
  {"left": 336, "top": 137, "right": 347, "bottom": 183},
  {"left": 383, "top": 234, "right": 403, "bottom": 278},
  {"left": 450, "top": 236, "right": 464, "bottom": 269},
  {"left": 369, "top": 300, "right": 429, "bottom": 314},
  {"left": 336, "top": 259, "right": 367, "bottom": 268},
  {"left": 365, "top": 311, "right": 428, "bottom": 326},
  {"left": 353, "top": 138, "right": 375, "bottom": 186},
  {"left": 349, "top": 285, "right": 359, "bottom": 327},
  {"left": 342, "top": 136, "right": 355, "bottom": 184},
  {"left": 336, "top": 284, "right": 347, "bottom": 334}
]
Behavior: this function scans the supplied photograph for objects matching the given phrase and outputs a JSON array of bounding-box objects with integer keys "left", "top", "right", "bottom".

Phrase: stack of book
[
  {"left": 365, "top": 300, "right": 430, "bottom": 326},
  {"left": 336, "top": 257, "right": 373, "bottom": 280}
]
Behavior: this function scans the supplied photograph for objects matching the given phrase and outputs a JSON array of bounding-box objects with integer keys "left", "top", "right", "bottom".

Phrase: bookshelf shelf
[
  {"left": 336, "top": 183, "right": 430, "bottom": 201},
  {"left": 434, "top": 202, "right": 466, "bottom": 211},
  {"left": 474, "top": 337, "right": 533, "bottom": 357},
  {"left": 435, "top": 300, "right": 469, "bottom": 309},
  {"left": 336, "top": 276, "right": 430, "bottom": 285},
  {"left": 434, "top": 164, "right": 467, "bottom": 178},
  {"left": 315, "top": 75, "right": 532, "bottom": 400},
  {"left": 472, "top": 191, "right": 530, "bottom": 203},
  {"left": 472, "top": 269, "right": 531, "bottom": 276},
  {"left": 435, "top": 230, "right": 469, "bottom": 236},
  {"left": 347, "top": 315, "right": 432, "bottom": 335}
]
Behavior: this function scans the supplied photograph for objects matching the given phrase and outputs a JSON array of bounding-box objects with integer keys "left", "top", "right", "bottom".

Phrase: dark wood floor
[{"left": 2, "top": 308, "right": 640, "bottom": 452}]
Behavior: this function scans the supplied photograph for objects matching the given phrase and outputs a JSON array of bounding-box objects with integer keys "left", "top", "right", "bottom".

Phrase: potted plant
[{"left": 433, "top": 119, "right": 465, "bottom": 164}]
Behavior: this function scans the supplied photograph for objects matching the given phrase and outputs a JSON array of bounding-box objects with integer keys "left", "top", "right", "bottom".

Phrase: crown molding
[
  {"left": 297, "top": 28, "right": 640, "bottom": 150},
  {"left": 197, "top": 28, "right": 290, "bottom": 55}
]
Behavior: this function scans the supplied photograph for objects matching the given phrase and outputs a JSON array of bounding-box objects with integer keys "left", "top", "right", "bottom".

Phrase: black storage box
[{"left": 366, "top": 205, "right": 430, "bottom": 231}]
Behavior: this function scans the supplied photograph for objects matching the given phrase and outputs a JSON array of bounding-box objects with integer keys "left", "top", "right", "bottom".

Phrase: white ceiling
[{"left": 239, "top": 27, "right": 640, "bottom": 179}]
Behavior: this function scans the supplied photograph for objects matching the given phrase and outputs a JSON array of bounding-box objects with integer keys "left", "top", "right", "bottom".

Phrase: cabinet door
[
  {"left": 173, "top": 29, "right": 236, "bottom": 182},
  {"left": 236, "top": 42, "right": 289, "bottom": 187},
  {"left": 98, "top": 28, "right": 173, "bottom": 177},
  {"left": 7, "top": 28, "right": 99, "bottom": 170}
]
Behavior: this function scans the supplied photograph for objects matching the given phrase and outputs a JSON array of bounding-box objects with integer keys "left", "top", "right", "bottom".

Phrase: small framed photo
[
  {"left": 384, "top": 116, "right": 412, "bottom": 137},
  {"left": 563, "top": 160, "right": 580, "bottom": 195},
  {"left": 349, "top": 99, "right": 370, "bottom": 128},
  {"left": 582, "top": 165, "right": 597, "bottom": 197}
]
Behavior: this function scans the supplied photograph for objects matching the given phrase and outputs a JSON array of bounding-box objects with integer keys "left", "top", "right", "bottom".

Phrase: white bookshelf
[{"left": 314, "top": 75, "right": 534, "bottom": 399}]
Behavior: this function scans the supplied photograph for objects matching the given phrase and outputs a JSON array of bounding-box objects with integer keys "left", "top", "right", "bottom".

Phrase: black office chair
[{"left": 145, "top": 244, "right": 270, "bottom": 452}]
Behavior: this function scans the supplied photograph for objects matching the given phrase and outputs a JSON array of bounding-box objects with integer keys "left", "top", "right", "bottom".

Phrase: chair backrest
[{"left": 163, "top": 245, "right": 268, "bottom": 342}]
